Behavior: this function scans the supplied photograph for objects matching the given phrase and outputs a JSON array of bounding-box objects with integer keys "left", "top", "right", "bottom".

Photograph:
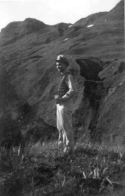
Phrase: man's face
[{"left": 56, "top": 61, "right": 67, "bottom": 73}]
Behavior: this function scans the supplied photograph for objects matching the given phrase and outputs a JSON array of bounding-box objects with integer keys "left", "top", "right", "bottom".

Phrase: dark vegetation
[{"left": 0, "top": 142, "right": 125, "bottom": 196}]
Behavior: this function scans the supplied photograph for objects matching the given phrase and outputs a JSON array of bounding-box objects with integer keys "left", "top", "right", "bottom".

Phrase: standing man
[{"left": 54, "top": 55, "right": 76, "bottom": 153}]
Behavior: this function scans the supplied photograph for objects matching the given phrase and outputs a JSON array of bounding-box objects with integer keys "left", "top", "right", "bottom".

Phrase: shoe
[
  {"left": 63, "top": 146, "right": 74, "bottom": 155},
  {"left": 58, "top": 141, "right": 63, "bottom": 149}
]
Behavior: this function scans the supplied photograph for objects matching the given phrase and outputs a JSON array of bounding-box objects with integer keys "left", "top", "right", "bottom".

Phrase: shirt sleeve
[{"left": 61, "top": 74, "right": 76, "bottom": 100}]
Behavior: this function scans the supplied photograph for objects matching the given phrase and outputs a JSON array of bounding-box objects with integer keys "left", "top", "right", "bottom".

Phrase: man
[{"left": 54, "top": 55, "right": 76, "bottom": 153}]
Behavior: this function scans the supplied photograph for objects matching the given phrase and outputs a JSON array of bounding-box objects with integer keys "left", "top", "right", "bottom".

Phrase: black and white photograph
[{"left": 0, "top": 0, "right": 124, "bottom": 195}]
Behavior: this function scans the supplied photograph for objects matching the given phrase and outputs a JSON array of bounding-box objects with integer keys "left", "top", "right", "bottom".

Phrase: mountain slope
[
  {"left": 74, "top": 12, "right": 107, "bottom": 27},
  {"left": 63, "top": 0, "right": 124, "bottom": 59},
  {"left": 0, "top": 0, "right": 124, "bottom": 147}
]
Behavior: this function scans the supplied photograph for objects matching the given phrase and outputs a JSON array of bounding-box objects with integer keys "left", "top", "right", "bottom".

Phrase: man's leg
[
  {"left": 62, "top": 108, "right": 74, "bottom": 152},
  {"left": 56, "top": 104, "right": 63, "bottom": 148}
]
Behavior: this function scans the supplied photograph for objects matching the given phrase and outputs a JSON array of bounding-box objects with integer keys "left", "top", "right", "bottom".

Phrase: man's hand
[{"left": 54, "top": 95, "right": 63, "bottom": 104}]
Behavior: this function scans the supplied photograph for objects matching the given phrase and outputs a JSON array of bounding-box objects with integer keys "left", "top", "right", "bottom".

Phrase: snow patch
[
  {"left": 69, "top": 25, "right": 73, "bottom": 28},
  {"left": 119, "top": 76, "right": 125, "bottom": 86},
  {"left": 63, "top": 38, "right": 69, "bottom": 42},
  {"left": 87, "top": 24, "right": 94, "bottom": 28}
]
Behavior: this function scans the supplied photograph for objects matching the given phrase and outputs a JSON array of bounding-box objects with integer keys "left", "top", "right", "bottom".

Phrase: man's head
[{"left": 56, "top": 55, "right": 69, "bottom": 73}]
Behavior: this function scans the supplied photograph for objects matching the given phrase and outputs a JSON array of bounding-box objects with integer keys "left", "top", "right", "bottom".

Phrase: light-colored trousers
[{"left": 56, "top": 100, "right": 74, "bottom": 150}]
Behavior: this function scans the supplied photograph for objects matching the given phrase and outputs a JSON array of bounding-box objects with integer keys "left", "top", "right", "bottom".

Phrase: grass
[{"left": 0, "top": 140, "right": 125, "bottom": 196}]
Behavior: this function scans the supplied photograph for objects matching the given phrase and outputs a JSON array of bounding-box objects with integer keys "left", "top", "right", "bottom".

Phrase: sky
[{"left": 0, "top": 0, "right": 121, "bottom": 31}]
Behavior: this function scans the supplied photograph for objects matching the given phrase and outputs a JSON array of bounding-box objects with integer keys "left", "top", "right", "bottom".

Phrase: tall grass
[{"left": 0, "top": 141, "right": 125, "bottom": 196}]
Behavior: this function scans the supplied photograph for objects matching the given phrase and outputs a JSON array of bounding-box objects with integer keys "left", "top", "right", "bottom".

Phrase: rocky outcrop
[
  {"left": 1, "top": 18, "right": 47, "bottom": 36},
  {"left": 54, "top": 22, "right": 71, "bottom": 37},
  {"left": 74, "top": 58, "right": 125, "bottom": 148},
  {"left": 96, "top": 60, "right": 125, "bottom": 146}
]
